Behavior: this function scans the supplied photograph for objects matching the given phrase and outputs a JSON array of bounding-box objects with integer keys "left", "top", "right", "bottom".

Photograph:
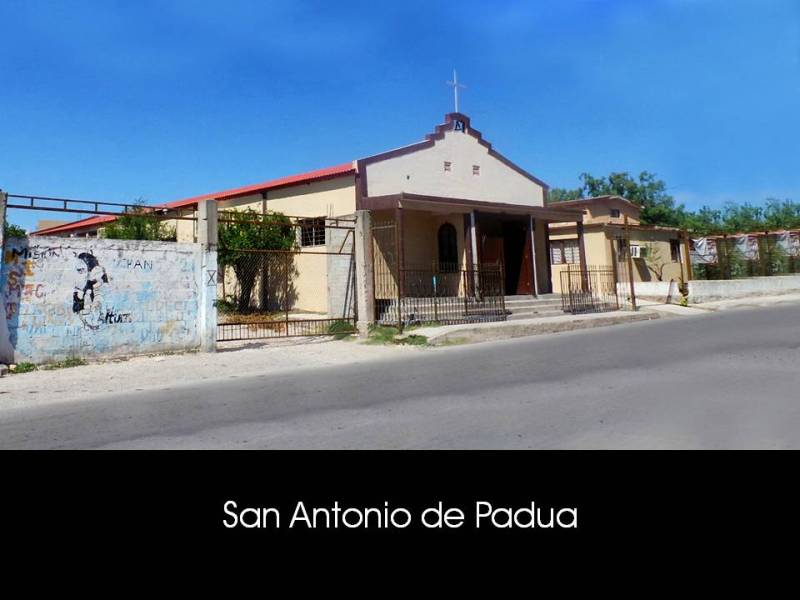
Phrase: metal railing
[
  {"left": 376, "top": 263, "right": 506, "bottom": 326},
  {"left": 560, "top": 265, "right": 620, "bottom": 314}
]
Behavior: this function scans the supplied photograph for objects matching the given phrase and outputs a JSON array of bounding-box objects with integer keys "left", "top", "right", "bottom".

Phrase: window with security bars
[
  {"left": 670, "top": 239, "right": 681, "bottom": 262},
  {"left": 299, "top": 217, "right": 326, "bottom": 247},
  {"left": 550, "top": 239, "right": 580, "bottom": 264}
]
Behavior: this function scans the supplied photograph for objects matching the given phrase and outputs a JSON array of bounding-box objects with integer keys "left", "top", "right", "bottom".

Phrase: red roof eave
[{"left": 31, "top": 162, "right": 355, "bottom": 235}]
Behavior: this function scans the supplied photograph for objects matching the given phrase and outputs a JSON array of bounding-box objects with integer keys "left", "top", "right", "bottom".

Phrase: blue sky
[{"left": 1, "top": 0, "right": 798, "bottom": 230}]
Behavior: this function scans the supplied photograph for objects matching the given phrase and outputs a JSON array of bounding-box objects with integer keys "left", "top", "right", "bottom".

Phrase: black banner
[{"left": 3, "top": 451, "right": 797, "bottom": 563}]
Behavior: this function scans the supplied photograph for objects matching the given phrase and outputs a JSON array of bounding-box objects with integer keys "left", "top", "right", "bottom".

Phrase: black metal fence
[
  {"left": 371, "top": 218, "right": 506, "bottom": 328},
  {"left": 560, "top": 265, "right": 620, "bottom": 314},
  {"left": 217, "top": 317, "right": 356, "bottom": 342},
  {"left": 375, "top": 264, "right": 506, "bottom": 327}
]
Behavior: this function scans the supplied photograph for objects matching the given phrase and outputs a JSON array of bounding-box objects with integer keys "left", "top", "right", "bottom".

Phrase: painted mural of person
[{"left": 72, "top": 252, "right": 108, "bottom": 330}]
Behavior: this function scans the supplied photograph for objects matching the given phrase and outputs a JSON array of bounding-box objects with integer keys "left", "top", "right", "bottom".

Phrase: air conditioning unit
[{"left": 630, "top": 245, "right": 642, "bottom": 258}]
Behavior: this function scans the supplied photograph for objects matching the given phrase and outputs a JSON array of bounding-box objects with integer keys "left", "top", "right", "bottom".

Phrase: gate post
[
  {"left": 354, "top": 209, "right": 374, "bottom": 336},
  {"left": 0, "top": 190, "right": 7, "bottom": 251},
  {"left": 0, "top": 190, "right": 13, "bottom": 365},
  {"left": 197, "top": 199, "right": 218, "bottom": 352}
]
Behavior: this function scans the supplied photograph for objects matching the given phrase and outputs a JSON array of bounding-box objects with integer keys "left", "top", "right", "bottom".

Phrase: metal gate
[
  {"left": 216, "top": 213, "right": 357, "bottom": 342},
  {"left": 371, "top": 219, "right": 506, "bottom": 328},
  {"left": 560, "top": 265, "right": 620, "bottom": 314}
]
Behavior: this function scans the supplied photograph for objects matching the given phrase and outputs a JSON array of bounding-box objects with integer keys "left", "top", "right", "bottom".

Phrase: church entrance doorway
[{"left": 478, "top": 214, "right": 534, "bottom": 296}]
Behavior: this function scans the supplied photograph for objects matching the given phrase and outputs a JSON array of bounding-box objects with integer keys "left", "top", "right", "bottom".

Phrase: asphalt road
[{"left": 2, "top": 304, "right": 799, "bottom": 449}]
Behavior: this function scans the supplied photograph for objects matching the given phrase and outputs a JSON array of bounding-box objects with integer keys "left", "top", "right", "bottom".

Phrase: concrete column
[
  {"left": 0, "top": 190, "right": 12, "bottom": 366},
  {"left": 354, "top": 209, "right": 375, "bottom": 335},
  {"left": 197, "top": 199, "right": 218, "bottom": 352},
  {"left": 0, "top": 190, "right": 7, "bottom": 251},
  {"left": 529, "top": 215, "right": 539, "bottom": 297}
]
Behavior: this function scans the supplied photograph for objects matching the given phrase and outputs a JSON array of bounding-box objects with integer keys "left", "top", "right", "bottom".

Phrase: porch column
[
  {"left": 395, "top": 206, "right": 405, "bottom": 297},
  {"left": 544, "top": 224, "right": 553, "bottom": 293},
  {"left": 470, "top": 210, "right": 481, "bottom": 294},
  {"left": 528, "top": 215, "right": 539, "bottom": 297},
  {"left": 469, "top": 210, "right": 479, "bottom": 269}
]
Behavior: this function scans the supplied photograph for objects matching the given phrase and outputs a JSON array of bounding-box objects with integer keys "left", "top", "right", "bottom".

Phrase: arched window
[{"left": 438, "top": 223, "right": 458, "bottom": 271}]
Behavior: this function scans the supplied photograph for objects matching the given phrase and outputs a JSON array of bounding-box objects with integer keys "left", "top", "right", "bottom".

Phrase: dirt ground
[{"left": 0, "top": 337, "right": 421, "bottom": 411}]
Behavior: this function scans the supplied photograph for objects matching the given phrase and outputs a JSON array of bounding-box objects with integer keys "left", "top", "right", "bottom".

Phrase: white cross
[{"left": 446, "top": 69, "right": 466, "bottom": 113}]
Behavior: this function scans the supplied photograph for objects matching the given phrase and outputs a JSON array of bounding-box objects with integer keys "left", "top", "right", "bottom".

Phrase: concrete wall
[
  {"left": 1, "top": 236, "right": 205, "bottom": 364},
  {"left": 327, "top": 216, "right": 356, "bottom": 320},
  {"left": 622, "top": 275, "right": 800, "bottom": 304},
  {"left": 687, "top": 275, "right": 800, "bottom": 303},
  {"left": 625, "top": 280, "right": 683, "bottom": 304},
  {"left": 365, "top": 129, "right": 545, "bottom": 206}
]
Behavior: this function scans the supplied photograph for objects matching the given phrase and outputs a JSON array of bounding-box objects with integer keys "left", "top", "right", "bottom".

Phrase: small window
[
  {"left": 610, "top": 209, "right": 621, "bottom": 218},
  {"left": 299, "top": 217, "right": 326, "bottom": 247},
  {"left": 550, "top": 239, "right": 580, "bottom": 265},
  {"left": 472, "top": 165, "right": 480, "bottom": 176},
  {"left": 443, "top": 161, "right": 452, "bottom": 172},
  {"left": 670, "top": 239, "right": 681, "bottom": 262}
]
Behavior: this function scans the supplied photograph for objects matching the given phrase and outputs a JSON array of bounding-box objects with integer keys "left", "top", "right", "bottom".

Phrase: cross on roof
[{"left": 446, "top": 69, "right": 466, "bottom": 113}]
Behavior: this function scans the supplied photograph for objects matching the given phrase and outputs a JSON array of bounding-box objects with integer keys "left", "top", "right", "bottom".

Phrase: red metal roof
[
  {"left": 31, "top": 162, "right": 355, "bottom": 235},
  {"left": 33, "top": 215, "right": 117, "bottom": 235}
]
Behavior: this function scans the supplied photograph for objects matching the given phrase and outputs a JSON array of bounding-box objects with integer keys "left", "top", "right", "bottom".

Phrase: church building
[{"left": 33, "top": 113, "right": 587, "bottom": 320}]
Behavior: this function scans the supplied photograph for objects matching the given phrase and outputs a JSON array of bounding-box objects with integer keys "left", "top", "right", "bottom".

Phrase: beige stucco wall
[
  {"left": 174, "top": 209, "right": 197, "bottom": 242},
  {"left": 365, "top": 129, "right": 545, "bottom": 206},
  {"left": 215, "top": 175, "right": 356, "bottom": 314},
  {"left": 550, "top": 229, "right": 611, "bottom": 293},
  {"left": 627, "top": 229, "right": 685, "bottom": 283},
  {"left": 549, "top": 226, "right": 686, "bottom": 293},
  {"left": 219, "top": 175, "right": 356, "bottom": 218}
]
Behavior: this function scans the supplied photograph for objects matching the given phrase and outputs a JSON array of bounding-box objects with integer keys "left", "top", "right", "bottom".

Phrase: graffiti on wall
[{"left": 0, "top": 237, "right": 200, "bottom": 362}]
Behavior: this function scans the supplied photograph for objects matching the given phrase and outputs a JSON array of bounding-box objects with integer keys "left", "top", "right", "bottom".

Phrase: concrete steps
[
  {"left": 504, "top": 295, "right": 566, "bottom": 320},
  {"left": 377, "top": 294, "right": 567, "bottom": 324}
]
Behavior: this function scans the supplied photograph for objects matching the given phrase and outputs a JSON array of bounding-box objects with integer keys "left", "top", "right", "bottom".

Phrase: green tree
[
  {"left": 549, "top": 171, "right": 685, "bottom": 227},
  {"left": 102, "top": 201, "right": 176, "bottom": 241},
  {"left": 548, "top": 187, "right": 582, "bottom": 203},
  {"left": 763, "top": 198, "right": 800, "bottom": 231},
  {"left": 680, "top": 206, "right": 723, "bottom": 236},
  {"left": 578, "top": 171, "right": 685, "bottom": 227},
  {"left": 217, "top": 209, "right": 296, "bottom": 313},
  {"left": 4, "top": 222, "right": 26, "bottom": 238}
]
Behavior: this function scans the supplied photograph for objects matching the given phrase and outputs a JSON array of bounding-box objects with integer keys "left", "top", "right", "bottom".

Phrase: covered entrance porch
[{"left": 362, "top": 193, "right": 585, "bottom": 327}]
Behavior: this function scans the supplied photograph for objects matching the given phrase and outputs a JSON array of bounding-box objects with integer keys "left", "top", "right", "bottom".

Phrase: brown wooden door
[{"left": 482, "top": 235, "right": 504, "bottom": 267}]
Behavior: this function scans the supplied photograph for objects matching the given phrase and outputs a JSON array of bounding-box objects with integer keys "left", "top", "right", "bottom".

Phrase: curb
[{"left": 426, "top": 312, "right": 660, "bottom": 346}]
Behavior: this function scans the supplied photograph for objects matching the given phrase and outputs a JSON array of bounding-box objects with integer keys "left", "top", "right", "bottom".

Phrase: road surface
[{"left": 1, "top": 304, "right": 799, "bottom": 448}]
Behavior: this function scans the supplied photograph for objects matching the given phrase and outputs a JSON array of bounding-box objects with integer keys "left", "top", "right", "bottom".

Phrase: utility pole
[{"left": 624, "top": 215, "right": 637, "bottom": 310}]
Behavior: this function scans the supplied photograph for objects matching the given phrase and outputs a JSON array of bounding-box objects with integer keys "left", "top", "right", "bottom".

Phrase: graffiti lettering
[
  {"left": 101, "top": 308, "right": 133, "bottom": 324},
  {"left": 115, "top": 258, "right": 154, "bottom": 270},
  {"left": 22, "top": 283, "right": 45, "bottom": 299},
  {"left": 4, "top": 245, "right": 62, "bottom": 264}
]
